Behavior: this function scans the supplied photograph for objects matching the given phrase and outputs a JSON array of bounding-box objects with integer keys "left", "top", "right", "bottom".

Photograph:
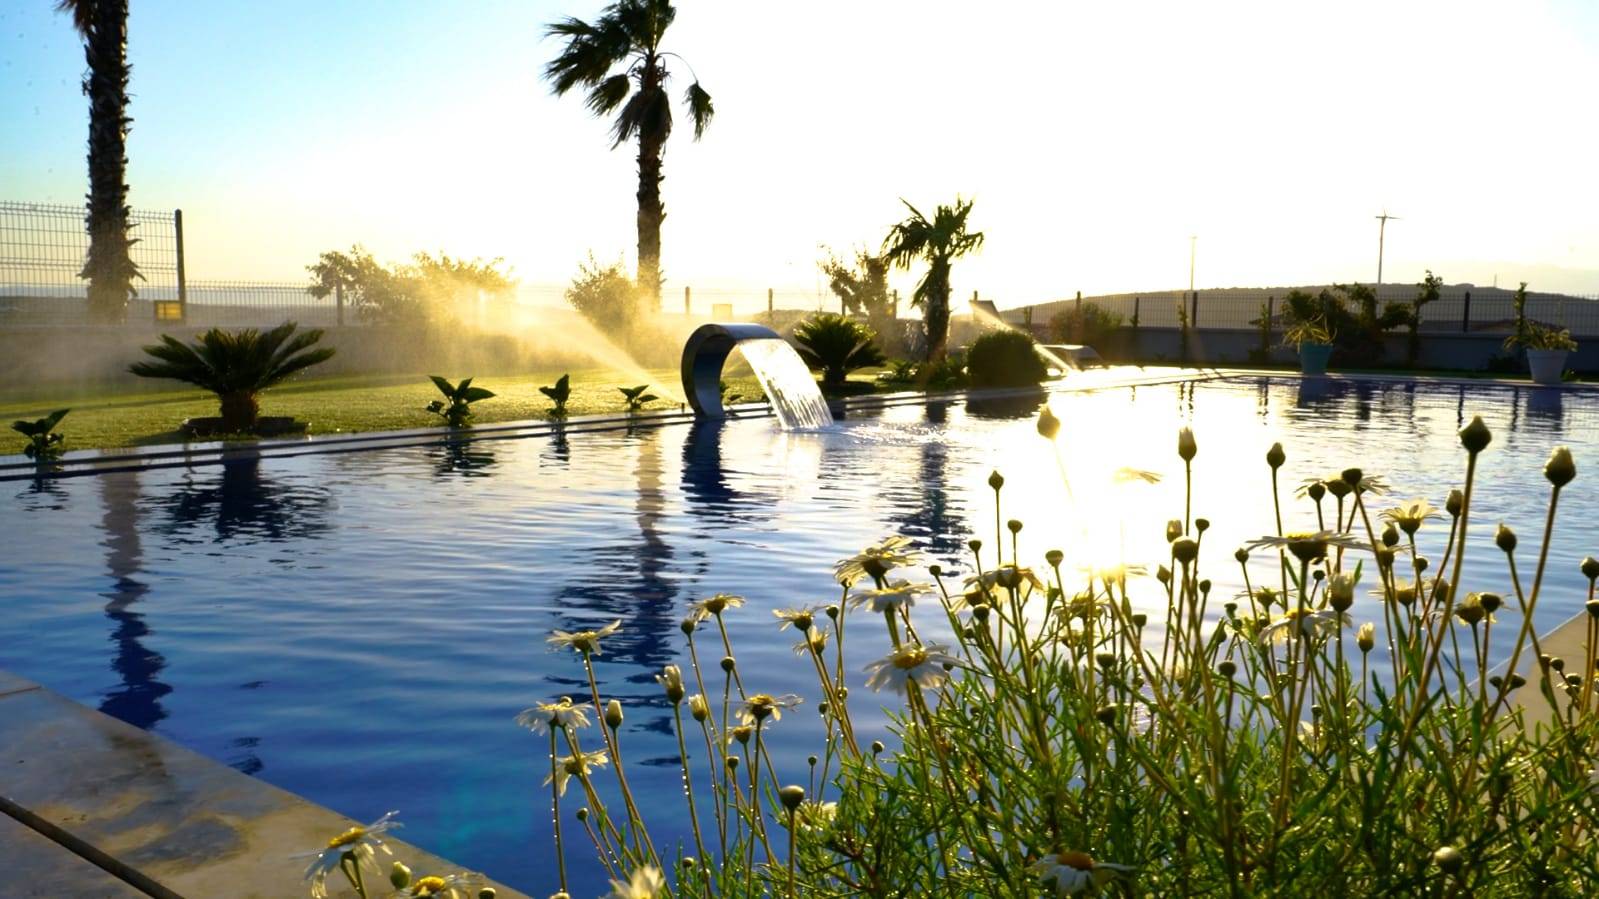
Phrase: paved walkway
[{"left": 0, "top": 670, "right": 524, "bottom": 898}]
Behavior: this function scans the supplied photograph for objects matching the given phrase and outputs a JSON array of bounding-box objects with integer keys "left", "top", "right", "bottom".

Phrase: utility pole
[
  {"left": 1375, "top": 211, "right": 1400, "bottom": 294},
  {"left": 1188, "top": 235, "right": 1197, "bottom": 294}
]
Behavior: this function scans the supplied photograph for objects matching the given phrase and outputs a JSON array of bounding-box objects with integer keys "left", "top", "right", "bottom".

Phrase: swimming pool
[{"left": 2, "top": 373, "right": 1593, "bottom": 894}]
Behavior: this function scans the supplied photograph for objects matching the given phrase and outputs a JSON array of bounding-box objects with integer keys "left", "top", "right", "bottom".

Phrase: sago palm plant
[
  {"left": 544, "top": 0, "right": 713, "bottom": 307},
  {"left": 791, "top": 313, "right": 887, "bottom": 389},
  {"left": 128, "top": 323, "right": 335, "bottom": 433}
]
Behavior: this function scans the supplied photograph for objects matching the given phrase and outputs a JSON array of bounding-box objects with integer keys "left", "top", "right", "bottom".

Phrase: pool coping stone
[{"left": 0, "top": 671, "right": 527, "bottom": 899}]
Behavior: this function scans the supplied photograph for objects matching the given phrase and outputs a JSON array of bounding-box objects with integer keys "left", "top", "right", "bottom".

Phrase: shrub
[
  {"left": 566, "top": 254, "right": 645, "bottom": 339},
  {"left": 128, "top": 323, "right": 335, "bottom": 433},
  {"left": 307, "top": 246, "right": 514, "bottom": 324},
  {"left": 791, "top": 313, "right": 888, "bottom": 389},
  {"left": 1504, "top": 282, "right": 1578, "bottom": 353},
  {"left": 426, "top": 376, "right": 495, "bottom": 429},
  {"left": 965, "top": 329, "right": 1047, "bottom": 388},
  {"left": 1047, "top": 302, "right": 1124, "bottom": 347}
]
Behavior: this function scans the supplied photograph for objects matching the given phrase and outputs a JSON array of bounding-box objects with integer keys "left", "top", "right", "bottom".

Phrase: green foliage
[
  {"left": 1047, "top": 302, "right": 1124, "bottom": 346},
  {"left": 1504, "top": 282, "right": 1578, "bottom": 352},
  {"left": 1406, "top": 271, "right": 1445, "bottom": 366},
  {"left": 128, "top": 322, "right": 335, "bottom": 432},
  {"left": 791, "top": 313, "right": 888, "bottom": 389},
  {"left": 965, "top": 329, "right": 1048, "bottom": 388},
  {"left": 564, "top": 254, "right": 645, "bottom": 338},
  {"left": 719, "top": 380, "right": 742, "bottom": 405},
  {"left": 307, "top": 246, "right": 515, "bottom": 324},
  {"left": 883, "top": 197, "right": 985, "bottom": 361},
  {"left": 1279, "top": 289, "right": 1337, "bottom": 349},
  {"left": 425, "top": 376, "right": 495, "bottom": 429},
  {"left": 539, "top": 374, "right": 572, "bottom": 417},
  {"left": 1279, "top": 285, "right": 1413, "bottom": 361},
  {"left": 1251, "top": 298, "right": 1274, "bottom": 362},
  {"left": 618, "top": 384, "right": 658, "bottom": 412},
  {"left": 11, "top": 408, "right": 69, "bottom": 461},
  {"left": 820, "top": 249, "right": 899, "bottom": 349}
]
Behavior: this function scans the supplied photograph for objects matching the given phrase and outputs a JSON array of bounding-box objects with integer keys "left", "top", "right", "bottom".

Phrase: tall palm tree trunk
[
  {"left": 80, "top": 0, "right": 136, "bottom": 324},
  {"left": 636, "top": 130, "right": 665, "bottom": 310},
  {"left": 925, "top": 262, "right": 952, "bottom": 361}
]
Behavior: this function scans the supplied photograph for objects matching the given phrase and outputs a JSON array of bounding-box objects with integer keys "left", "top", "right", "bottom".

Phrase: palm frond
[
  {"left": 55, "top": 0, "right": 91, "bottom": 37},
  {"left": 586, "top": 73, "right": 633, "bottom": 116},
  {"left": 684, "top": 81, "right": 713, "bottom": 139}
]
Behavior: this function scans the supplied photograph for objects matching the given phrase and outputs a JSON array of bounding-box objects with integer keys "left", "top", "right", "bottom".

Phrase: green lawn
[{"left": 0, "top": 367, "right": 893, "bottom": 455}]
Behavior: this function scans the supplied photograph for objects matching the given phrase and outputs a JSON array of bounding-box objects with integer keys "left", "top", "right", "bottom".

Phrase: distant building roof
[{"left": 969, "top": 298, "right": 1001, "bottom": 320}]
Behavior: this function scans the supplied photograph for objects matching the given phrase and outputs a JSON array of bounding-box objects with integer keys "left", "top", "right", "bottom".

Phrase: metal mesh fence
[
  {"left": 0, "top": 200, "right": 182, "bottom": 325},
  {"left": 1014, "top": 288, "right": 1599, "bottom": 338}
]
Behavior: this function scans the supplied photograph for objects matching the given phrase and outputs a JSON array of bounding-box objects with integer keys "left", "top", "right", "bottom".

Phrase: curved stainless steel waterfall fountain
[{"left": 681, "top": 322, "right": 833, "bottom": 429}]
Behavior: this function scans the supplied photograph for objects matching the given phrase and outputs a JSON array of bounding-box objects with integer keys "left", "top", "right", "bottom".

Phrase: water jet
[{"left": 681, "top": 323, "right": 832, "bottom": 429}]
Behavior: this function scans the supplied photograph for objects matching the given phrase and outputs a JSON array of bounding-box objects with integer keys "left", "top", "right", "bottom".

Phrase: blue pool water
[{"left": 2, "top": 373, "right": 1596, "bottom": 894}]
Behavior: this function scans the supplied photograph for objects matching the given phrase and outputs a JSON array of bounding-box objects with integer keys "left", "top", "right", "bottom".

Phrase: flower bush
[{"left": 308, "top": 410, "right": 1599, "bottom": 898}]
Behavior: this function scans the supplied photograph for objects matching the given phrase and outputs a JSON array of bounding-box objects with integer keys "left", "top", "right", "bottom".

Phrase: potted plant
[
  {"left": 1504, "top": 282, "right": 1577, "bottom": 385},
  {"left": 1283, "top": 317, "right": 1335, "bottom": 375}
]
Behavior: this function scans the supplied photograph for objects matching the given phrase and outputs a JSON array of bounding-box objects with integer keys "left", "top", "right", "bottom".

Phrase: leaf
[
  {"left": 429, "top": 375, "right": 455, "bottom": 398},
  {"left": 11, "top": 419, "right": 38, "bottom": 436},
  {"left": 461, "top": 387, "right": 496, "bottom": 403},
  {"left": 41, "top": 409, "right": 70, "bottom": 431},
  {"left": 539, "top": 386, "right": 557, "bottom": 399},
  {"left": 639, "top": 394, "right": 658, "bottom": 404}
]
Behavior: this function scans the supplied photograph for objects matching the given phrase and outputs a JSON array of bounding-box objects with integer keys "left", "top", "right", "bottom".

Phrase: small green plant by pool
[
  {"left": 10, "top": 408, "right": 69, "bottom": 461},
  {"left": 426, "top": 376, "right": 495, "bottom": 429},
  {"left": 791, "top": 313, "right": 887, "bottom": 390},
  {"left": 540, "top": 374, "right": 572, "bottom": 417},
  {"left": 965, "top": 328, "right": 1048, "bottom": 387},
  {"left": 618, "top": 384, "right": 657, "bottom": 413}
]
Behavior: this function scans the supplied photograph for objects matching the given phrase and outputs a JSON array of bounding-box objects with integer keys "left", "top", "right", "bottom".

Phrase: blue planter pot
[{"left": 1298, "top": 343, "right": 1333, "bottom": 376}]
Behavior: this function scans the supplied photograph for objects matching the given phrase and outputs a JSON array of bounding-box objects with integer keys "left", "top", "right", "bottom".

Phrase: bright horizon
[{"left": 4, "top": 0, "right": 1599, "bottom": 312}]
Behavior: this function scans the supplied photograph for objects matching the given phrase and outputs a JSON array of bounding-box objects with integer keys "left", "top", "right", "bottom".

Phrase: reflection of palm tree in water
[
  {"left": 550, "top": 428, "right": 678, "bottom": 673},
  {"left": 155, "top": 457, "right": 332, "bottom": 544},
  {"left": 96, "top": 472, "right": 171, "bottom": 730},
  {"left": 887, "top": 403, "right": 970, "bottom": 567}
]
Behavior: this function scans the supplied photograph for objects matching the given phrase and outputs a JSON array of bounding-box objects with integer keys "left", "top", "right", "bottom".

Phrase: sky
[{"left": 4, "top": 0, "right": 1599, "bottom": 311}]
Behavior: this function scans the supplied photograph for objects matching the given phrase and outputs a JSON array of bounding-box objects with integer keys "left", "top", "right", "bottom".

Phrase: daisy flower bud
[
  {"left": 1095, "top": 705, "right": 1119, "bottom": 726},
  {"left": 1165, "top": 519, "right": 1183, "bottom": 542},
  {"left": 689, "top": 694, "right": 710, "bottom": 722},
  {"left": 988, "top": 470, "right": 1005, "bottom": 491},
  {"left": 1545, "top": 446, "right": 1575, "bottom": 487},
  {"left": 1381, "top": 524, "right": 1399, "bottom": 548},
  {"left": 1177, "top": 426, "right": 1197, "bottom": 462},
  {"left": 1458, "top": 415, "right": 1492, "bottom": 453},
  {"left": 1479, "top": 593, "right": 1503, "bottom": 614},
  {"left": 1045, "top": 549, "right": 1064, "bottom": 567},
  {"left": 1266, "top": 442, "right": 1286, "bottom": 470},
  {"left": 1587, "top": 599, "right": 1599, "bottom": 618},
  {"left": 605, "top": 699, "right": 623, "bottom": 729},
  {"left": 1433, "top": 846, "right": 1463, "bottom": 874},
  {"left": 967, "top": 538, "right": 983, "bottom": 554},
  {"left": 1132, "top": 613, "right": 1147, "bottom": 628},
  {"left": 1037, "top": 406, "right": 1061, "bottom": 440},
  {"left": 1217, "top": 660, "right": 1237, "bottom": 678},
  {"left": 1172, "top": 538, "right": 1199, "bottom": 565},
  {"left": 1307, "top": 481, "right": 1326, "bottom": 502},
  {"left": 721, "top": 656, "right": 736, "bottom": 673},
  {"left": 1357, "top": 622, "right": 1376, "bottom": 653},
  {"left": 871, "top": 740, "right": 885, "bottom": 756},
  {"left": 1446, "top": 488, "right": 1464, "bottom": 516},
  {"left": 1341, "top": 468, "right": 1363, "bottom": 488},
  {"left": 1583, "top": 557, "right": 1599, "bottom": 581},
  {"left": 779, "top": 785, "right": 806, "bottom": 812},
  {"left": 1007, "top": 519, "right": 1023, "bottom": 534},
  {"left": 390, "top": 862, "right": 413, "bottom": 890},
  {"left": 1234, "top": 548, "right": 1249, "bottom": 564},
  {"left": 1495, "top": 524, "right": 1517, "bottom": 553}
]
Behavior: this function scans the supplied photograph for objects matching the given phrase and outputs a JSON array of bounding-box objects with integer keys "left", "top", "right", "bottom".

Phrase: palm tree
[
  {"left": 57, "top": 0, "right": 139, "bottom": 323},
  {"left": 128, "top": 323, "right": 336, "bottom": 433},
  {"left": 882, "top": 197, "right": 985, "bottom": 361},
  {"left": 544, "top": 0, "right": 713, "bottom": 308}
]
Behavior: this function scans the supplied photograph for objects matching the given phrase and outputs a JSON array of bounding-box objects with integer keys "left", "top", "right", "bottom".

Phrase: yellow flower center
[
  {"left": 892, "top": 647, "right": 929, "bottom": 670},
  {"left": 1284, "top": 533, "right": 1329, "bottom": 563},
  {"left": 414, "top": 876, "right": 447, "bottom": 895},
  {"left": 326, "top": 826, "right": 365, "bottom": 849},
  {"left": 1056, "top": 850, "right": 1096, "bottom": 871}
]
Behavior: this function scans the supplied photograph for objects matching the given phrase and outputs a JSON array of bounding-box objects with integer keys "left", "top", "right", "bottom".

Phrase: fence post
[
  {"left": 173, "top": 209, "right": 188, "bottom": 323},
  {"left": 684, "top": 285, "right": 691, "bottom": 316},
  {"left": 1461, "top": 290, "right": 1471, "bottom": 333},
  {"left": 767, "top": 287, "right": 773, "bottom": 322},
  {"left": 335, "top": 282, "right": 345, "bottom": 326},
  {"left": 1132, "top": 296, "right": 1140, "bottom": 330},
  {"left": 1190, "top": 290, "right": 1199, "bottom": 329}
]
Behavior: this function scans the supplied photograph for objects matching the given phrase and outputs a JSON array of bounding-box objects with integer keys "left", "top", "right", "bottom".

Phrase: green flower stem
[
  {"left": 671, "top": 705, "right": 712, "bottom": 882},
  {"left": 549, "top": 729, "right": 569, "bottom": 894}
]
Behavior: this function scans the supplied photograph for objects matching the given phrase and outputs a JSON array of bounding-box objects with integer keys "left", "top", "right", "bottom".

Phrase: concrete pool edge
[
  {"left": 0, "top": 669, "right": 528, "bottom": 899},
  {"left": 0, "top": 366, "right": 1230, "bottom": 480}
]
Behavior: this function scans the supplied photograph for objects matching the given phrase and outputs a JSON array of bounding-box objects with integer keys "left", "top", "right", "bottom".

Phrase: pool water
[{"left": 2, "top": 374, "right": 1595, "bottom": 895}]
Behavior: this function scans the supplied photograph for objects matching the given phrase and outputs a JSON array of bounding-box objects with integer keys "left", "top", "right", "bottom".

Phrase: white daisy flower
[
  {"left": 544, "top": 748, "right": 609, "bottom": 796},
  {"left": 1258, "top": 608, "right": 1351, "bottom": 646},
  {"left": 514, "top": 696, "right": 591, "bottom": 734},
  {"left": 1245, "top": 530, "right": 1367, "bottom": 564},
  {"left": 1030, "top": 850, "right": 1134, "bottom": 896},
  {"left": 863, "top": 644, "right": 962, "bottom": 694},
  {"left": 608, "top": 864, "right": 667, "bottom": 898},
  {"left": 833, "top": 535, "right": 922, "bottom": 586},
  {"left": 688, "top": 593, "right": 746, "bottom": 622},
  {"left": 547, "top": 620, "right": 621, "bottom": 655},
  {"left": 962, "top": 565, "right": 1046, "bottom": 595},
  {"left": 738, "top": 692, "right": 802, "bottom": 725},
  {"left": 390, "top": 871, "right": 479, "bottom": 898},
  {"left": 298, "top": 811, "right": 402, "bottom": 899},
  {"left": 848, "top": 579, "right": 935, "bottom": 614},
  {"left": 772, "top": 605, "right": 822, "bottom": 631}
]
